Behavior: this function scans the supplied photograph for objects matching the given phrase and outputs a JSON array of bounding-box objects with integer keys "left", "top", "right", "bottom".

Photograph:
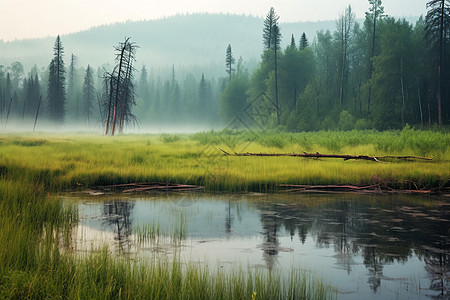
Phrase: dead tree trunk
[
  {"left": 219, "top": 149, "right": 433, "bottom": 162},
  {"left": 4, "top": 94, "right": 14, "bottom": 128},
  {"left": 33, "top": 95, "right": 42, "bottom": 131},
  {"left": 111, "top": 39, "right": 128, "bottom": 136}
]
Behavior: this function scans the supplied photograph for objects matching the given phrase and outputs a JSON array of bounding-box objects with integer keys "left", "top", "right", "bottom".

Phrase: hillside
[{"left": 0, "top": 13, "right": 335, "bottom": 75}]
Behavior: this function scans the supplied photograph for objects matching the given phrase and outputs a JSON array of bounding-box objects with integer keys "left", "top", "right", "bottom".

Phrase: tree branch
[{"left": 218, "top": 148, "right": 433, "bottom": 162}]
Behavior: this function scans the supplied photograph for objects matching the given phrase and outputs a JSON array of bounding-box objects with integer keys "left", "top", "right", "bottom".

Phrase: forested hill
[{"left": 0, "top": 13, "right": 335, "bottom": 72}]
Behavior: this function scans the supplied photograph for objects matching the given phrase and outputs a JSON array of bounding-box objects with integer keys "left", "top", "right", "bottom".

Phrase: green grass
[
  {"left": 0, "top": 129, "right": 448, "bottom": 192},
  {"left": 0, "top": 181, "right": 335, "bottom": 299},
  {"left": 0, "top": 131, "right": 345, "bottom": 299},
  {"left": 134, "top": 213, "right": 187, "bottom": 246},
  {"left": 1, "top": 129, "right": 448, "bottom": 298}
]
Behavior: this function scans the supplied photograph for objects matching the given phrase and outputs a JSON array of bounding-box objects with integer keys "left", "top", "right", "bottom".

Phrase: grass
[
  {"left": 0, "top": 130, "right": 347, "bottom": 299},
  {"left": 0, "top": 128, "right": 448, "bottom": 192},
  {"left": 2, "top": 129, "right": 449, "bottom": 299},
  {"left": 0, "top": 181, "right": 335, "bottom": 299},
  {"left": 134, "top": 214, "right": 187, "bottom": 246},
  {"left": 1, "top": 128, "right": 447, "bottom": 298}
]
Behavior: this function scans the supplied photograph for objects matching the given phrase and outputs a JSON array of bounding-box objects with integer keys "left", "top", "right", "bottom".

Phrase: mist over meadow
[{"left": 0, "top": 10, "right": 446, "bottom": 134}]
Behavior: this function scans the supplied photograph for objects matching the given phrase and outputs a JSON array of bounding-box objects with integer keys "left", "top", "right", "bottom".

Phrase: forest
[{"left": 0, "top": 1, "right": 449, "bottom": 132}]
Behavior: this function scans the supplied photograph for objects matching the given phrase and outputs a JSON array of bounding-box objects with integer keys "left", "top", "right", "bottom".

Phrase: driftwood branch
[
  {"left": 91, "top": 182, "right": 204, "bottom": 194},
  {"left": 278, "top": 184, "right": 432, "bottom": 194},
  {"left": 219, "top": 148, "right": 433, "bottom": 162}
]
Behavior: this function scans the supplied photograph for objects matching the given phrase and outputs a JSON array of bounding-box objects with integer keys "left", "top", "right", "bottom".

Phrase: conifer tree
[
  {"left": 5, "top": 73, "right": 11, "bottom": 109},
  {"left": 272, "top": 23, "right": 282, "bottom": 125},
  {"left": 138, "top": 65, "right": 151, "bottom": 115},
  {"left": 426, "top": 0, "right": 450, "bottom": 124},
  {"left": 290, "top": 34, "right": 296, "bottom": 48},
  {"left": 336, "top": 5, "right": 355, "bottom": 106},
  {"left": 47, "top": 35, "right": 66, "bottom": 124},
  {"left": 225, "top": 44, "right": 235, "bottom": 81},
  {"left": 299, "top": 32, "right": 309, "bottom": 49},
  {"left": 366, "top": 0, "right": 384, "bottom": 117},
  {"left": 262, "top": 7, "right": 280, "bottom": 50},
  {"left": 138, "top": 65, "right": 149, "bottom": 100},
  {"left": 82, "top": 65, "right": 95, "bottom": 126},
  {"left": 198, "top": 73, "right": 209, "bottom": 118},
  {"left": 67, "top": 54, "right": 79, "bottom": 120}
]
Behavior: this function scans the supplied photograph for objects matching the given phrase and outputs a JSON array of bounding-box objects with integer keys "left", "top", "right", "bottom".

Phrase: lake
[{"left": 70, "top": 192, "right": 450, "bottom": 299}]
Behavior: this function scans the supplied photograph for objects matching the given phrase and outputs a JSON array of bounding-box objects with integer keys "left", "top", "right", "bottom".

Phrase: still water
[{"left": 71, "top": 193, "right": 449, "bottom": 299}]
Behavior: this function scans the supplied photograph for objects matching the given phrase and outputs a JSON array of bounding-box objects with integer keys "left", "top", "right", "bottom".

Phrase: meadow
[
  {"left": 0, "top": 127, "right": 448, "bottom": 192},
  {"left": 0, "top": 128, "right": 448, "bottom": 299}
]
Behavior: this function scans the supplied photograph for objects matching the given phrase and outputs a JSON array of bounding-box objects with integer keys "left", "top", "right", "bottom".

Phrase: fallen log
[
  {"left": 219, "top": 148, "right": 433, "bottom": 162},
  {"left": 94, "top": 182, "right": 204, "bottom": 193},
  {"left": 123, "top": 184, "right": 204, "bottom": 193},
  {"left": 278, "top": 184, "right": 432, "bottom": 194}
]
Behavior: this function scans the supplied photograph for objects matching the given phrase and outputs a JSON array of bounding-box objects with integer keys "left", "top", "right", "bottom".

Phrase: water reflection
[
  {"left": 102, "top": 200, "right": 135, "bottom": 253},
  {"left": 225, "top": 199, "right": 232, "bottom": 237},
  {"left": 74, "top": 193, "right": 450, "bottom": 299},
  {"left": 260, "top": 207, "right": 281, "bottom": 270},
  {"left": 255, "top": 195, "right": 449, "bottom": 297}
]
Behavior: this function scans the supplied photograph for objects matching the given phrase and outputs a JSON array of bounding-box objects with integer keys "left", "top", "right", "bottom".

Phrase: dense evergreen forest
[{"left": 0, "top": 1, "right": 448, "bottom": 132}]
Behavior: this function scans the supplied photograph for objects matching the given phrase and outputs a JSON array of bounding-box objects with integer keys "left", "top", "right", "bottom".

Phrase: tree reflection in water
[
  {"left": 423, "top": 251, "right": 449, "bottom": 298},
  {"left": 225, "top": 199, "right": 233, "bottom": 238},
  {"left": 80, "top": 193, "right": 448, "bottom": 298},
  {"left": 259, "top": 208, "right": 280, "bottom": 270},
  {"left": 254, "top": 194, "right": 449, "bottom": 297},
  {"left": 102, "top": 200, "right": 135, "bottom": 254}
]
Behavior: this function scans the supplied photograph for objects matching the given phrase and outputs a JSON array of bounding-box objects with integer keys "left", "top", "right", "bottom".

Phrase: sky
[{"left": 0, "top": 0, "right": 427, "bottom": 42}]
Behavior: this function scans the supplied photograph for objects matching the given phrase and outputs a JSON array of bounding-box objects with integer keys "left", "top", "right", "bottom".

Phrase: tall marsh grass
[
  {"left": 0, "top": 132, "right": 340, "bottom": 299},
  {"left": 0, "top": 130, "right": 448, "bottom": 192},
  {"left": 0, "top": 175, "right": 335, "bottom": 299}
]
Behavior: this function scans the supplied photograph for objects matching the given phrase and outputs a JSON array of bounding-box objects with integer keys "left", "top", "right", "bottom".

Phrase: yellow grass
[{"left": 0, "top": 130, "right": 448, "bottom": 192}]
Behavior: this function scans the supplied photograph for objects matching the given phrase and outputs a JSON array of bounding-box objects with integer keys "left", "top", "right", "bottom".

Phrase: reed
[{"left": 0, "top": 174, "right": 336, "bottom": 299}]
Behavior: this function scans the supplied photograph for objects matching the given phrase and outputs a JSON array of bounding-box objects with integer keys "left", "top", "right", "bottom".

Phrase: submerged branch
[{"left": 219, "top": 148, "right": 433, "bottom": 162}]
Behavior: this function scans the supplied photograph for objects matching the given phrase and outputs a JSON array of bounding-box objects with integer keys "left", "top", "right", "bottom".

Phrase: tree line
[
  {"left": 0, "top": 37, "right": 222, "bottom": 131},
  {"left": 0, "top": 0, "right": 448, "bottom": 132},
  {"left": 223, "top": 0, "right": 450, "bottom": 131}
]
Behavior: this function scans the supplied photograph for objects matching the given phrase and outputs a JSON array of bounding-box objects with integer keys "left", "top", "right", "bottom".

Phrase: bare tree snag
[{"left": 33, "top": 95, "right": 42, "bottom": 131}]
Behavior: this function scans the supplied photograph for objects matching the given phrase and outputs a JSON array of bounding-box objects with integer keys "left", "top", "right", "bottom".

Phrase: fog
[{"left": 1, "top": 12, "right": 443, "bottom": 134}]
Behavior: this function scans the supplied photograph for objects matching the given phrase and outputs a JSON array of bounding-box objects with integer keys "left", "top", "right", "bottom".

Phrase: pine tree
[
  {"left": 426, "top": 0, "right": 450, "bottom": 125},
  {"left": 67, "top": 54, "right": 79, "bottom": 120},
  {"left": 336, "top": 5, "right": 355, "bottom": 106},
  {"left": 262, "top": 7, "right": 280, "bottom": 50},
  {"left": 272, "top": 23, "right": 282, "bottom": 125},
  {"left": 22, "top": 75, "right": 39, "bottom": 120},
  {"left": 82, "top": 65, "right": 95, "bottom": 126},
  {"left": 138, "top": 65, "right": 150, "bottom": 114},
  {"left": 138, "top": 65, "right": 149, "bottom": 99},
  {"left": 198, "top": 73, "right": 211, "bottom": 121},
  {"left": 290, "top": 34, "right": 296, "bottom": 48},
  {"left": 253, "top": 7, "right": 282, "bottom": 126},
  {"left": 33, "top": 73, "right": 40, "bottom": 117},
  {"left": 21, "top": 77, "right": 29, "bottom": 120},
  {"left": 299, "top": 32, "right": 309, "bottom": 49},
  {"left": 5, "top": 73, "right": 11, "bottom": 112},
  {"left": 225, "top": 44, "right": 235, "bottom": 81},
  {"left": 366, "top": 0, "right": 385, "bottom": 117},
  {"left": 47, "top": 35, "right": 66, "bottom": 124},
  {"left": 9, "top": 62, "right": 24, "bottom": 91}
]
